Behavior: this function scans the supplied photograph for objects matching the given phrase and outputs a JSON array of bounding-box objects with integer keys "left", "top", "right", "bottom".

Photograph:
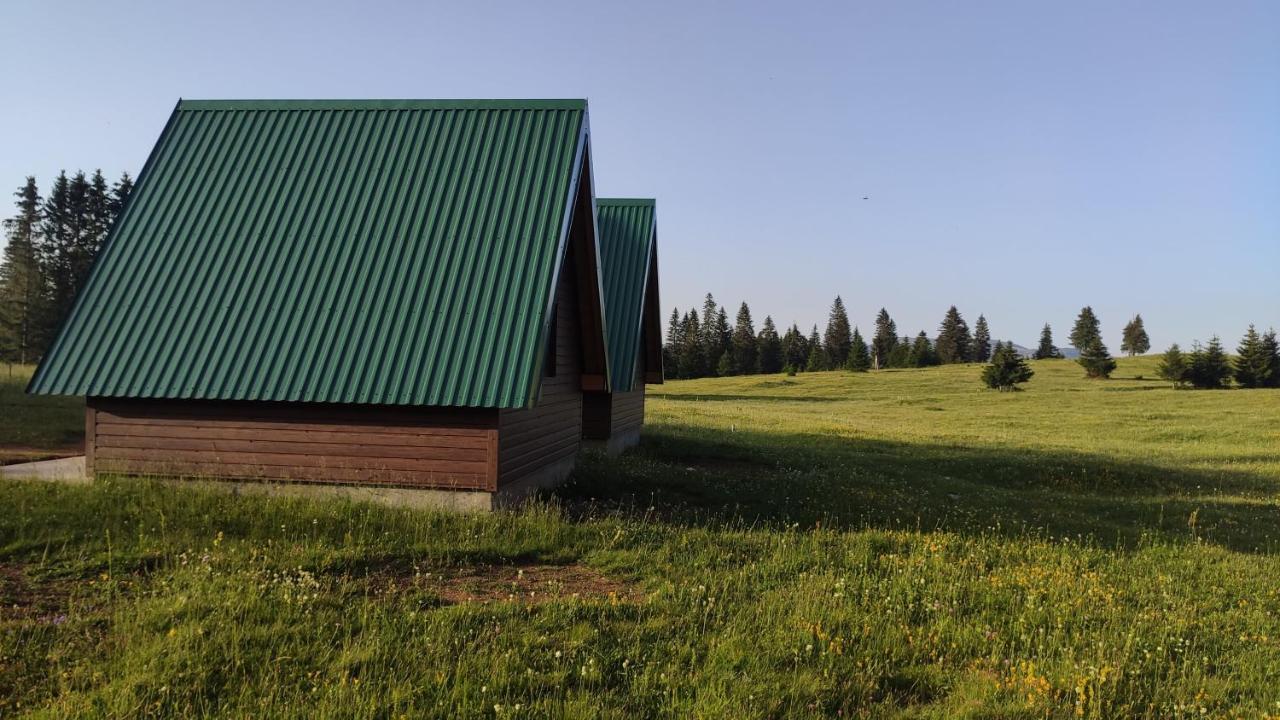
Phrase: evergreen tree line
[
  {"left": 1156, "top": 327, "right": 1280, "bottom": 390},
  {"left": 0, "top": 173, "right": 133, "bottom": 364},
  {"left": 663, "top": 295, "right": 997, "bottom": 379}
]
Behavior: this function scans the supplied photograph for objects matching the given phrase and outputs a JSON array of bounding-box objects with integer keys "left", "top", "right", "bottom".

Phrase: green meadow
[
  {"left": 3, "top": 358, "right": 1280, "bottom": 718},
  {"left": 0, "top": 364, "right": 82, "bottom": 465}
]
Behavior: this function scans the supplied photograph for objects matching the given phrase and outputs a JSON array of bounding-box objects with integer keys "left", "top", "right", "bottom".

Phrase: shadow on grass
[{"left": 559, "top": 426, "right": 1280, "bottom": 554}]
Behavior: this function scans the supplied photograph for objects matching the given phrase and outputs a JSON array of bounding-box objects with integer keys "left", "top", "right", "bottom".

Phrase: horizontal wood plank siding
[
  {"left": 610, "top": 387, "right": 645, "bottom": 435},
  {"left": 498, "top": 248, "right": 583, "bottom": 487},
  {"left": 88, "top": 398, "right": 499, "bottom": 491}
]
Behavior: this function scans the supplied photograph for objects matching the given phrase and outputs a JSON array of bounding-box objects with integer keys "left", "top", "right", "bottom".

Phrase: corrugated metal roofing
[
  {"left": 29, "top": 99, "right": 594, "bottom": 408},
  {"left": 595, "top": 199, "right": 656, "bottom": 393}
]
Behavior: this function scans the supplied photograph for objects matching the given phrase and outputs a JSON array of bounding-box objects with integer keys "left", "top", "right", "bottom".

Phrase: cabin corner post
[
  {"left": 486, "top": 427, "right": 500, "bottom": 492},
  {"left": 84, "top": 402, "right": 96, "bottom": 480}
]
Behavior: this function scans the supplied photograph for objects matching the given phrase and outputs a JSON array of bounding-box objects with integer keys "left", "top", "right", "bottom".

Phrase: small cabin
[
  {"left": 584, "top": 199, "right": 663, "bottom": 454},
  {"left": 28, "top": 98, "right": 660, "bottom": 509}
]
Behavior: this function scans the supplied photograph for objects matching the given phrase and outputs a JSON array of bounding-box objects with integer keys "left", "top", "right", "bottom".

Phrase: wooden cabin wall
[
  {"left": 87, "top": 398, "right": 499, "bottom": 491},
  {"left": 497, "top": 257, "right": 584, "bottom": 488}
]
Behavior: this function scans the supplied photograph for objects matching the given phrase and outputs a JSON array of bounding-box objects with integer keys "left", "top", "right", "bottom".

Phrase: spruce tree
[
  {"left": 1121, "top": 314, "right": 1151, "bottom": 357},
  {"left": 757, "top": 316, "right": 783, "bottom": 374},
  {"left": 1069, "top": 306, "right": 1102, "bottom": 353},
  {"left": 886, "top": 343, "right": 912, "bottom": 368},
  {"left": 730, "top": 302, "right": 758, "bottom": 374},
  {"left": 823, "top": 296, "right": 852, "bottom": 369},
  {"left": 781, "top": 324, "right": 807, "bottom": 373},
  {"left": 935, "top": 306, "right": 971, "bottom": 364},
  {"left": 664, "top": 307, "right": 682, "bottom": 379},
  {"left": 678, "top": 310, "right": 707, "bottom": 379},
  {"left": 1262, "top": 329, "right": 1280, "bottom": 389},
  {"left": 908, "top": 331, "right": 937, "bottom": 367},
  {"left": 1187, "top": 337, "right": 1232, "bottom": 389},
  {"left": 716, "top": 353, "right": 734, "bottom": 377},
  {"left": 86, "top": 169, "right": 112, "bottom": 257},
  {"left": 1157, "top": 344, "right": 1189, "bottom": 388},
  {"left": 65, "top": 171, "right": 95, "bottom": 300},
  {"left": 982, "top": 341, "right": 1034, "bottom": 391},
  {"left": 1033, "top": 323, "right": 1062, "bottom": 359},
  {"left": 108, "top": 171, "right": 133, "bottom": 220},
  {"left": 846, "top": 327, "right": 871, "bottom": 371},
  {"left": 698, "top": 294, "right": 721, "bottom": 370},
  {"left": 871, "top": 308, "right": 897, "bottom": 370},
  {"left": 38, "top": 171, "right": 75, "bottom": 329},
  {"left": 716, "top": 306, "right": 731, "bottom": 364},
  {"left": 971, "top": 314, "right": 991, "bottom": 362},
  {"left": 0, "top": 178, "right": 50, "bottom": 364},
  {"left": 1234, "top": 325, "right": 1271, "bottom": 388},
  {"left": 1077, "top": 338, "right": 1117, "bottom": 379},
  {"left": 804, "top": 325, "right": 826, "bottom": 371}
]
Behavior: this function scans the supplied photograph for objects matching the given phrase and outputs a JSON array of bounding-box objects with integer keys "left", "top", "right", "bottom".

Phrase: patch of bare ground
[
  {"left": 0, "top": 563, "right": 75, "bottom": 624},
  {"left": 353, "top": 563, "right": 638, "bottom": 606}
]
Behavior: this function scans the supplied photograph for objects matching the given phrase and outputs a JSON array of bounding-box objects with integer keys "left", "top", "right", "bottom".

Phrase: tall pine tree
[
  {"left": 1187, "top": 337, "right": 1231, "bottom": 389},
  {"left": 1233, "top": 325, "right": 1272, "bottom": 388},
  {"left": 781, "top": 324, "right": 807, "bottom": 372},
  {"left": 1033, "top": 323, "right": 1062, "bottom": 359},
  {"left": 1157, "top": 344, "right": 1189, "bottom": 388},
  {"left": 823, "top": 296, "right": 852, "bottom": 369},
  {"left": 730, "top": 302, "right": 758, "bottom": 374},
  {"left": 846, "top": 327, "right": 871, "bottom": 371},
  {"left": 1069, "top": 306, "right": 1102, "bottom": 352},
  {"left": 663, "top": 307, "right": 682, "bottom": 379},
  {"left": 804, "top": 325, "right": 826, "bottom": 371},
  {"left": 0, "top": 178, "right": 50, "bottom": 364},
  {"left": 38, "top": 171, "right": 75, "bottom": 326},
  {"left": 1121, "top": 314, "right": 1150, "bottom": 357},
  {"left": 935, "top": 306, "right": 971, "bottom": 364},
  {"left": 108, "top": 171, "right": 134, "bottom": 219},
  {"left": 678, "top": 310, "right": 706, "bottom": 379},
  {"left": 698, "top": 294, "right": 722, "bottom": 370},
  {"left": 871, "top": 308, "right": 897, "bottom": 370},
  {"left": 908, "top": 331, "right": 937, "bottom": 367},
  {"left": 1263, "top": 329, "right": 1280, "bottom": 389},
  {"left": 757, "top": 316, "right": 783, "bottom": 374},
  {"left": 971, "top": 314, "right": 991, "bottom": 362}
]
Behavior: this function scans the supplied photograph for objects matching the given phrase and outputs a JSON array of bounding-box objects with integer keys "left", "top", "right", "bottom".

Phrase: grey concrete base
[
  {"left": 1, "top": 456, "right": 87, "bottom": 482},
  {"left": 3, "top": 455, "right": 582, "bottom": 513},
  {"left": 2, "top": 457, "right": 496, "bottom": 512}
]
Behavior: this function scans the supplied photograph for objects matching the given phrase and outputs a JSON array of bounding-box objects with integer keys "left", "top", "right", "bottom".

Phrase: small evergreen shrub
[{"left": 982, "top": 342, "right": 1034, "bottom": 391}]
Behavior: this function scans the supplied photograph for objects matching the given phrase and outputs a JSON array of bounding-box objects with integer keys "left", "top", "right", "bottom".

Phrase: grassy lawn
[
  {"left": 3, "top": 358, "right": 1280, "bottom": 718},
  {"left": 0, "top": 364, "right": 83, "bottom": 465}
]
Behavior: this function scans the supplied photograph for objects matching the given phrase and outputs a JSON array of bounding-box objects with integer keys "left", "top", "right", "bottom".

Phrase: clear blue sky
[{"left": 2, "top": 0, "right": 1276, "bottom": 350}]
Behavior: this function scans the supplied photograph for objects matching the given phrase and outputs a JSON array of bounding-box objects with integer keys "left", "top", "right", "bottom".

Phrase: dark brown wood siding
[
  {"left": 498, "top": 254, "right": 583, "bottom": 487},
  {"left": 609, "top": 387, "right": 645, "bottom": 436},
  {"left": 88, "top": 398, "right": 499, "bottom": 491}
]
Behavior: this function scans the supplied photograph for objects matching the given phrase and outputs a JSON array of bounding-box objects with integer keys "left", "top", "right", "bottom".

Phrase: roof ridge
[{"left": 178, "top": 99, "right": 587, "bottom": 112}]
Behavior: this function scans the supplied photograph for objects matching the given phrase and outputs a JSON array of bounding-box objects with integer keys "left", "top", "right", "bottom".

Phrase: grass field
[
  {"left": 0, "top": 365, "right": 82, "bottom": 465},
  {"left": 3, "top": 358, "right": 1280, "bottom": 718}
]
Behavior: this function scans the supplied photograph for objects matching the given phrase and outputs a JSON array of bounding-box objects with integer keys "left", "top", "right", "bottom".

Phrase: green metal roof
[
  {"left": 30, "top": 98, "right": 598, "bottom": 408},
  {"left": 595, "top": 199, "right": 657, "bottom": 392}
]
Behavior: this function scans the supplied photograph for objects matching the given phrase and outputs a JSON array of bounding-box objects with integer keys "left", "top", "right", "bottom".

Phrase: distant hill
[{"left": 1008, "top": 342, "right": 1079, "bottom": 359}]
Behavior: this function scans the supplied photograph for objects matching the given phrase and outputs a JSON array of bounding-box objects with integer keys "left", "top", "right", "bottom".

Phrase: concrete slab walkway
[{"left": 1, "top": 456, "right": 86, "bottom": 482}]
